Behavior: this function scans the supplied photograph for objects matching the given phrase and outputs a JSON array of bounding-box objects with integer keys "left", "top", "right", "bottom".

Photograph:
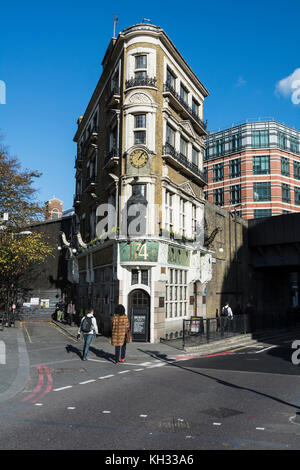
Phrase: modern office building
[
  {"left": 203, "top": 120, "right": 300, "bottom": 219},
  {"left": 72, "top": 22, "right": 213, "bottom": 342}
]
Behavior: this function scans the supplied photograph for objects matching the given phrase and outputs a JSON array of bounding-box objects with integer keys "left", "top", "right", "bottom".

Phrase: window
[
  {"left": 294, "top": 161, "right": 300, "bottom": 180},
  {"left": 192, "top": 98, "right": 199, "bottom": 117},
  {"left": 180, "top": 84, "right": 188, "bottom": 104},
  {"left": 230, "top": 158, "right": 241, "bottom": 178},
  {"left": 278, "top": 131, "right": 287, "bottom": 150},
  {"left": 204, "top": 190, "right": 208, "bottom": 200},
  {"left": 132, "top": 184, "right": 146, "bottom": 198},
  {"left": 165, "top": 190, "right": 174, "bottom": 232},
  {"left": 290, "top": 136, "right": 299, "bottom": 154},
  {"left": 180, "top": 137, "right": 188, "bottom": 157},
  {"left": 132, "top": 269, "right": 139, "bottom": 285},
  {"left": 134, "top": 113, "right": 146, "bottom": 145},
  {"left": 166, "top": 268, "right": 188, "bottom": 319},
  {"left": 253, "top": 155, "right": 270, "bottom": 175},
  {"left": 215, "top": 138, "right": 225, "bottom": 157},
  {"left": 179, "top": 198, "right": 187, "bottom": 236},
  {"left": 282, "top": 183, "right": 290, "bottom": 203},
  {"left": 295, "top": 187, "right": 300, "bottom": 206},
  {"left": 135, "top": 55, "right": 147, "bottom": 69},
  {"left": 214, "top": 188, "right": 224, "bottom": 206},
  {"left": 166, "top": 124, "right": 176, "bottom": 148},
  {"left": 192, "top": 204, "right": 197, "bottom": 236},
  {"left": 281, "top": 157, "right": 290, "bottom": 176},
  {"left": 51, "top": 208, "right": 60, "bottom": 219},
  {"left": 254, "top": 209, "right": 272, "bottom": 218},
  {"left": 213, "top": 163, "right": 224, "bottom": 182},
  {"left": 131, "top": 269, "right": 149, "bottom": 285},
  {"left": 231, "top": 133, "right": 242, "bottom": 152},
  {"left": 230, "top": 184, "right": 241, "bottom": 205},
  {"left": 192, "top": 147, "right": 199, "bottom": 167},
  {"left": 166, "top": 68, "right": 176, "bottom": 89},
  {"left": 253, "top": 182, "right": 271, "bottom": 201},
  {"left": 252, "top": 130, "right": 269, "bottom": 148}
]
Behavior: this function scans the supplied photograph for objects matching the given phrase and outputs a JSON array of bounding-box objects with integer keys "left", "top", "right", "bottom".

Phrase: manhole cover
[
  {"left": 158, "top": 417, "right": 190, "bottom": 433},
  {"left": 201, "top": 408, "right": 243, "bottom": 419},
  {"left": 52, "top": 368, "right": 87, "bottom": 374}
]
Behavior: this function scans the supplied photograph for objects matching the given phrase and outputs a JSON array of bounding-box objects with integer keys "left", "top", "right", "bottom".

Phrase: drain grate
[
  {"left": 52, "top": 368, "right": 87, "bottom": 374},
  {"left": 201, "top": 407, "right": 243, "bottom": 419},
  {"left": 158, "top": 417, "right": 191, "bottom": 433}
]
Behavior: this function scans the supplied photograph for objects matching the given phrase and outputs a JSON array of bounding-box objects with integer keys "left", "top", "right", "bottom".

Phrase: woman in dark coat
[{"left": 110, "top": 304, "right": 130, "bottom": 364}]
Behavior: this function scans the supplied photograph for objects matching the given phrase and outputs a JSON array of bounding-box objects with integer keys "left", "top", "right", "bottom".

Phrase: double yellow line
[{"left": 20, "top": 321, "right": 32, "bottom": 344}]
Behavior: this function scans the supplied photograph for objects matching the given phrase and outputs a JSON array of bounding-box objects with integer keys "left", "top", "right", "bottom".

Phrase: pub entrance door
[{"left": 128, "top": 289, "right": 150, "bottom": 342}]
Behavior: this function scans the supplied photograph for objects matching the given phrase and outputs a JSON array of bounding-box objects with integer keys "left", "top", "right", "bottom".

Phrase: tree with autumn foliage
[{"left": 0, "top": 147, "right": 55, "bottom": 313}]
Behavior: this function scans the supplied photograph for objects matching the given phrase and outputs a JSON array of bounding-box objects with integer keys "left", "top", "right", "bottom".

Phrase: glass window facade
[
  {"left": 295, "top": 187, "right": 300, "bottom": 206},
  {"left": 281, "top": 157, "right": 290, "bottom": 176},
  {"left": 213, "top": 163, "right": 224, "bottom": 182},
  {"left": 214, "top": 188, "right": 224, "bottom": 206},
  {"left": 230, "top": 158, "right": 241, "bottom": 178},
  {"left": 294, "top": 161, "right": 300, "bottom": 180},
  {"left": 254, "top": 209, "right": 272, "bottom": 218},
  {"left": 253, "top": 182, "right": 271, "bottom": 201},
  {"left": 282, "top": 183, "right": 290, "bottom": 203},
  {"left": 230, "top": 184, "right": 241, "bottom": 205},
  {"left": 290, "top": 137, "right": 299, "bottom": 154},
  {"left": 253, "top": 155, "right": 270, "bottom": 175},
  {"left": 252, "top": 130, "right": 269, "bottom": 148}
]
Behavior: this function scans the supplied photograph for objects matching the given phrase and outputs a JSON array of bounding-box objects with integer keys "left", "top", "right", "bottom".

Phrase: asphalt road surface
[{"left": 1, "top": 320, "right": 300, "bottom": 452}]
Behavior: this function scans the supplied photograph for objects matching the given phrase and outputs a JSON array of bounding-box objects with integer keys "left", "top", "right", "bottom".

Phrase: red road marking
[
  {"left": 31, "top": 366, "right": 53, "bottom": 403},
  {"left": 202, "top": 350, "right": 235, "bottom": 358},
  {"left": 22, "top": 365, "right": 44, "bottom": 402}
]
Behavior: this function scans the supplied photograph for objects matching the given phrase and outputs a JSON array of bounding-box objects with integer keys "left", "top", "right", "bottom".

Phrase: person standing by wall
[
  {"left": 110, "top": 304, "right": 130, "bottom": 364},
  {"left": 77, "top": 308, "right": 98, "bottom": 361},
  {"left": 67, "top": 301, "right": 76, "bottom": 326}
]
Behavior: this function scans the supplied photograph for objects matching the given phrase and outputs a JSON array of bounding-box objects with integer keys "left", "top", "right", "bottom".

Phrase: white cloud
[
  {"left": 275, "top": 68, "right": 300, "bottom": 104},
  {"left": 235, "top": 76, "right": 247, "bottom": 88}
]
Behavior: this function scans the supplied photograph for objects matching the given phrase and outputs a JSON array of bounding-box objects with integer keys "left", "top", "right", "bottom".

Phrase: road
[{"left": 1, "top": 319, "right": 300, "bottom": 452}]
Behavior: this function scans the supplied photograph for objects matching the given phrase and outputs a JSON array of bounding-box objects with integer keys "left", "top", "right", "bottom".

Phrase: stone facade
[{"left": 73, "top": 23, "right": 213, "bottom": 342}]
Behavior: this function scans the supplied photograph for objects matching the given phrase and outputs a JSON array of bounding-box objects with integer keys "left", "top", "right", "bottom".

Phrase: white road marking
[
  {"left": 256, "top": 427, "right": 265, "bottom": 430},
  {"left": 102, "top": 411, "right": 111, "bottom": 414},
  {"left": 0, "top": 340, "right": 6, "bottom": 365},
  {"left": 118, "top": 370, "right": 130, "bottom": 374},
  {"left": 140, "top": 414, "right": 148, "bottom": 418},
  {"left": 133, "top": 368, "right": 144, "bottom": 371},
  {"left": 79, "top": 379, "right": 96, "bottom": 384},
  {"left": 213, "top": 422, "right": 222, "bottom": 426},
  {"left": 146, "top": 363, "right": 165, "bottom": 368},
  {"left": 99, "top": 375, "right": 114, "bottom": 380},
  {"left": 255, "top": 346, "right": 277, "bottom": 354},
  {"left": 140, "top": 362, "right": 154, "bottom": 366},
  {"left": 53, "top": 386, "right": 73, "bottom": 391},
  {"left": 67, "top": 407, "right": 76, "bottom": 410},
  {"left": 34, "top": 403, "right": 43, "bottom": 406}
]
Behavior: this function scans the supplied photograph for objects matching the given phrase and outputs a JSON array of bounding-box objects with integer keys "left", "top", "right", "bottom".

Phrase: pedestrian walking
[
  {"left": 221, "top": 301, "right": 233, "bottom": 331},
  {"left": 77, "top": 308, "right": 98, "bottom": 361},
  {"left": 67, "top": 301, "right": 76, "bottom": 326},
  {"left": 56, "top": 298, "right": 65, "bottom": 322},
  {"left": 110, "top": 304, "right": 130, "bottom": 364}
]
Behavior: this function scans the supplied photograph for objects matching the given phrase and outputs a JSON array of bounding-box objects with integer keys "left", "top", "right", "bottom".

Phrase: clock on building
[{"left": 129, "top": 149, "right": 149, "bottom": 168}]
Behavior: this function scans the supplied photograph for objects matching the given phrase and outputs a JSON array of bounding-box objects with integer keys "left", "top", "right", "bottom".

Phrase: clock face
[{"left": 129, "top": 149, "right": 148, "bottom": 168}]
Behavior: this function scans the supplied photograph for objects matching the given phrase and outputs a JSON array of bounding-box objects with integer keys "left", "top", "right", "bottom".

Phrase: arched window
[{"left": 51, "top": 208, "right": 60, "bottom": 219}]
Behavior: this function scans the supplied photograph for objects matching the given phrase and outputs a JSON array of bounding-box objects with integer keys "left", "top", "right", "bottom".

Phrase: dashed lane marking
[
  {"left": 53, "top": 386, "right": 73, "bottom": 392},
  {"left": 79, "top": 380, "right": 96, "bottom": 385},
  {"left": 99, "top": 375, "right": 114, "bottom": 380}
]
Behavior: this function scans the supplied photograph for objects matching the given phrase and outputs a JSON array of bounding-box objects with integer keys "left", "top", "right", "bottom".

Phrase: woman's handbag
[{"left": 125, "top": 328, "right": 133, "bottom": 343}]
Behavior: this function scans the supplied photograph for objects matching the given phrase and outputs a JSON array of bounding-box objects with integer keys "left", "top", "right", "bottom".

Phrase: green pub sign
[
  {"left": 119, "top": 241, "right": 159, "bottom": 262},
  {"left": 168, "top": 245, "right": 190, "bottom": 267}
]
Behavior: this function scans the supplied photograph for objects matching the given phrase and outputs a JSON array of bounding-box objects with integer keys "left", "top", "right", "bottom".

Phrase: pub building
[{"left": 73, "top": 22, "right": 213, "bottom": 342}]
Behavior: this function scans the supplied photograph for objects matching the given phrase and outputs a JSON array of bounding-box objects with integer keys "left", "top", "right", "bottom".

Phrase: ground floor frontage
[{"left": 75, "top": 238, "right": 213, "bottom": 343}]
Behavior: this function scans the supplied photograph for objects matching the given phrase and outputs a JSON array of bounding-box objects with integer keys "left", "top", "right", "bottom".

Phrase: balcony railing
[
  {"left": 163, "top": 83, "right": 207, "bottom": 132},
  {"left": 106, "top": 86, "right": 121, "bottom": 106},
  {"left": 125, "top": 76, "right": 157, "bottom": 89},
  {"left": 86, "top": 175, "right": 96, "bottom": 189},
  {"left": 104, "top": 148, "right": 119, "bottom": 168},
  {"left": 162, "top": 143, "right": 207, "bottom": 184}
]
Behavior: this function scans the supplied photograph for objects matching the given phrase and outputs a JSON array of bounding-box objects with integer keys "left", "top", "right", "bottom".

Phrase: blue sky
[{"left": 1, "top": 0, "right": 300, "bottom": 210}]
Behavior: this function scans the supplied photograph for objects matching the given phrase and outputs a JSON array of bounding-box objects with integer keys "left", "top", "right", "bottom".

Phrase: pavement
[{"left": 1, "top": 315, "right": 300, "bottom": 406}]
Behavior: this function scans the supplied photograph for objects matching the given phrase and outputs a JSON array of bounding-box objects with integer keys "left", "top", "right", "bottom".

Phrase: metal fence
[{"left": 181, "top": 312, "right": 300, "bottom": 349}]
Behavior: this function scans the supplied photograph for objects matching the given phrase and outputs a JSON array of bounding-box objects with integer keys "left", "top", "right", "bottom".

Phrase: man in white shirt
[
  {"left": 222, "top": 302, "right": 233, "bottom": 319},
  {"left": 77, "top": 309, "right": 99, "bottom": 361}
]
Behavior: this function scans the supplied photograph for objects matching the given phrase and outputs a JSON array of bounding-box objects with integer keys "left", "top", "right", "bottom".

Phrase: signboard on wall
[
  {"left": 120, "top": 241, "right": 159, "bottom": 263},
  {"left": 168, "top": 246, "right": 190, "bottom": 267}
]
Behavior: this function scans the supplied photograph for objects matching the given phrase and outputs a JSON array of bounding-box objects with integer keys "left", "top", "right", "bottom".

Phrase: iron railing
[
  {"left": 125, "top": 76, "right": 157, "bottom": 89},
  {"left": 162, "top": 143, "right": 208, "bottom": 183},
  {"left": 180, "top": 312, "right": 300, "bottom": 349},
  {"left": 163, "top": 83, "right": 207, "bottom": 130}
]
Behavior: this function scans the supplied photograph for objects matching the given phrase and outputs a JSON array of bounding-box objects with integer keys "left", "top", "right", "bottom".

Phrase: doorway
[{"left": 128, "top": 289, "right": 150, "bottom": 342}]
